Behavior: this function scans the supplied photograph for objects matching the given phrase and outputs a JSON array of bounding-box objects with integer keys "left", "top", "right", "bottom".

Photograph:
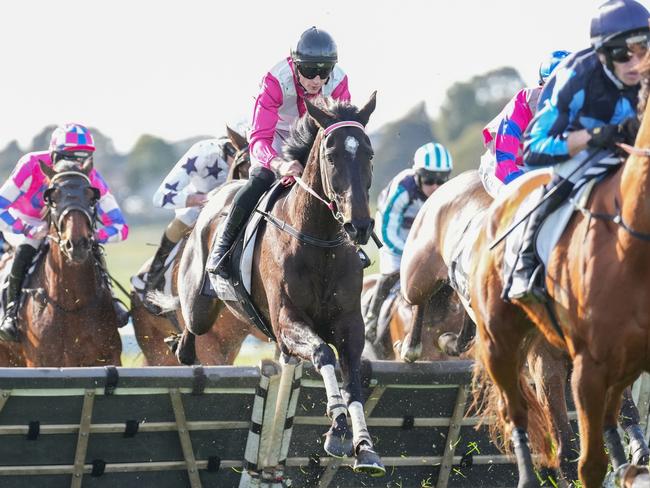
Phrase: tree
[
  {"left": 370, "top": 102, "right": 436, "bottom": 201},
  {"left": 437, "top": 66, "right": 524, "bottom": 143},
  {"left": 126, "top": 135, "right": 176, "bottom": 195}
]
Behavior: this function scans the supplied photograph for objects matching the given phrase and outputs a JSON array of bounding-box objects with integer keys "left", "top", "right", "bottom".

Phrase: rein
[
  {"left": 261, "top": 120, "right": 366, "bottom": 248},
  {"left": 574, "top": 142, "right": 650, "bottom": 242}
]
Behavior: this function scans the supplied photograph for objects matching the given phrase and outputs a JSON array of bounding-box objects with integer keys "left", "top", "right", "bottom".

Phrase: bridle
[
  {"left": 294, "top": 120, "right": 367, "bottom": 224},
  {"left": 43, "top": 171, "right": 99, "bottom": 259}
]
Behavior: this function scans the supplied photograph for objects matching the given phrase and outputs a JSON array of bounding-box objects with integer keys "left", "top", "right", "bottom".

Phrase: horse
[
  {"left": 130, "top": 127, "right": 265, "bottom": 366},
  {"left": 401, "top": 169, "right": 649, "bottom": 485},
  {"left": 468, "top": 57, "right": 650, "bottom": 487},
  {"left": 361, "top": 274, "right": 468, "bottom": 361},
  {"left": 17, "top": 159, "right": 122, "bottom": 367},
  {"left": 168, "top": 94, "right": 386, "bottom": 475}
]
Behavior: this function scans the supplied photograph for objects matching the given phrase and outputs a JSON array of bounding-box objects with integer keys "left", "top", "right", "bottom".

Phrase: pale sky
[{"left": 2, "top": 0, "right": 647, "bottom": 152}]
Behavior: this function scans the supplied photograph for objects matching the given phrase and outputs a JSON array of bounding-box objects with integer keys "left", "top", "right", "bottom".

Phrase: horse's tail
[
  {"left": 470, "top": 341, "right": 556, "bottom": 468},
  {"left": 146, "top": 291, "right": 180, "bottom": 313}
]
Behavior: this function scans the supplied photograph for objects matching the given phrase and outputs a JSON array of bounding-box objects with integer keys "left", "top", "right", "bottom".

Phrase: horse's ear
[
  {"left": 357, "top": 91, "right": 377, "bottom": 127},
  {"left": 305, "top": 98, "right": 334, "bottom": 129},
  {"left": 39, "top": 159, "right": 56, "bottom": 181},
  {"left": 81, "top": 157, "right": 93, "bottom": 175},
  {"left": 226, "top": 125, "right": 248, "bottom": 151}
]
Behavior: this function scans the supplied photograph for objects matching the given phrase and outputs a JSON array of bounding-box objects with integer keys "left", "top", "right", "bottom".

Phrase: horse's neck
[
  {"left": 621, "top": 118, "right": 650, "bottom": 236},
  {"left": 44, "top": 247, "right": 101, "bottom": 307},
  {"left": 286, "top": 153, "right": 340, "bottom": 241}
]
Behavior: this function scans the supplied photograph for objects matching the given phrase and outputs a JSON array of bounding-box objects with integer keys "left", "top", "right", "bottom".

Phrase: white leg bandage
[
  {"left": 320, "top": 365, "right": 347, "bottom": 419},
  {"left": 348, "top": 401, "right": 372, "bottom": 448}
]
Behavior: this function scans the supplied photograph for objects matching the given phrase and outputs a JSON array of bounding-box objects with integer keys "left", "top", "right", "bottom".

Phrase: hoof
[
  {"left": 353, "top": 447, "right": 385, "bottom": 477},
  {"left": 437, "top": 332, "right": 460, "bottom": 356},
  {"left": 324, "top": 432, "right": 353, "bottom": 458},
  {"left": 399, "top": 343, "right": 421, "bottom": 363}
]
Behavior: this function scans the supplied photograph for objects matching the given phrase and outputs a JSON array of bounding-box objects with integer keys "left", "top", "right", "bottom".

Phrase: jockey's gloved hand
[
  {"left": 587, "top": 124, "right": 624, "bottom": 149},
  {"left": 618, "top": 117, "right": 641, "bottom": 145}
]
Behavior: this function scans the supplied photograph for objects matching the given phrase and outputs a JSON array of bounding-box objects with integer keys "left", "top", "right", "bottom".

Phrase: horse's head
[
  {"left": 39, "top": 158, "right": 99, "bottom": 263},
  {"left": 225, "top": 125, "right": 251, "bottom": 181},
  {"left": 304, "top": 92, "right": 377, "bottom": 244}
]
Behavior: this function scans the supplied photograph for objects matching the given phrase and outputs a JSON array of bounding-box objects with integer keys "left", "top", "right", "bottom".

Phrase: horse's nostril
[{"left": 343, "top": 222, "right": 358, "bottom": 239}]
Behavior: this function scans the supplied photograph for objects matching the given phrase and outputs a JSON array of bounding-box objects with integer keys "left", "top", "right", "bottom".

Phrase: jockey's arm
[
  {"left": 0, "top": 156, "right": 38, "bottom": 236},
  {"left": 152, "top": 146, "right": 195, "bottom": 210},
  {"left": 330, "top": 73, "right": 351, "bottom": 103},
  {"left": 567, "top": 129, "right": 591, "bottom": 156},
  {"left": 90, "top": 171, "right": 128, "bottom": 244},
  {"left": 494, "top": 90, "right": 532, "bottom": 183},
  {"left": 249, "top": 74, "right": 283, "bottom": 170},
  {"left": 380, "top": 182, "right": 410, "bottom": 255}
]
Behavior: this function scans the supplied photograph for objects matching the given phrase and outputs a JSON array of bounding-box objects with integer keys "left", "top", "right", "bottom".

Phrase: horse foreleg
[
  {"left": 400, "top": 303, "right": 424, "bottom": 362},
  {"left": 619, "top": 386, "right": 650, "bottom": 466},
  {"left": 335, "top": 315, "right": 385, "bottom": 477},
  {"left": 571, "top": 354, "right": 610, "bottom": 488}
]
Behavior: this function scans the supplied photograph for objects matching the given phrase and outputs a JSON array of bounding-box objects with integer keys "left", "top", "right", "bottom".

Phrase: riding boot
[
  {"left": 145, "top": 233, "right": 176, "bottom": 293},
  {"left": 0, "top": 244, "right": 38, "bottom": 342},
  {"left": 507, "top": 180, "right": 573, "bottom": 303},
  {"left": 206, "top": 166, "right": 276, "bottom": 279},
  {"left": 364, "top": 272, "right": 399, "bottom": 342}
]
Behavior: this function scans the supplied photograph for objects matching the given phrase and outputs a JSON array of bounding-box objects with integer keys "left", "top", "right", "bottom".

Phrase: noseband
[{"left": 44, "top": 171, "right": 99, "bottom": 255}]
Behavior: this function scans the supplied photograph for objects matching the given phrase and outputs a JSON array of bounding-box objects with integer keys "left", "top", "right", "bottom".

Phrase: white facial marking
[{"left": 345, "top": 136, "right": 359, "bottom": 159}]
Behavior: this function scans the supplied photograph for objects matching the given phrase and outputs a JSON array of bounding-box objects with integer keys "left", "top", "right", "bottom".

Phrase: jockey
[
  {"left": 147, "top": 137, "right": 237, "bottom": 293},
  {"left": 206, "top": 26, "right": 351, "bottom": 279},
  {"left": 508, "top": 0, "right": 649, "bottom": 302},
  {"left": 479, "top": 50, "right": 570, "bottom": 197},
  {"left": 0, "top": 123, "right": 129, "bottom": 341},
  {"left": 365, "top": 142, "right": 453, "bottom": 341}
]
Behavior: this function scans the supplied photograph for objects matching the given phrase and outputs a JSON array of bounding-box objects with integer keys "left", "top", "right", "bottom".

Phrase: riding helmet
[
  {"left": 538, "top": 50, "right": 571, "bottom": 85},
  {"left": 291, "top": 27, "right": 338, "bottom": 65},
  {"left": 412, "top": 142, "right": 453, "bottom": 173},
  {"left": 590, "top": 0, "right": 650, "bottom": 50}
]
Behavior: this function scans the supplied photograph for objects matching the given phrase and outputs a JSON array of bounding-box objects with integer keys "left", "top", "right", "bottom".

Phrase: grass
[{"left": 105, "top": 219, "right": 381, "bottom": 367}]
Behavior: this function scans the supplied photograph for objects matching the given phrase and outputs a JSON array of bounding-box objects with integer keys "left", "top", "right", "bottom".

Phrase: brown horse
[
  {"left": 400, "top": 169, "right": 648, "bottom": 484},
  {"left": 130, "top": 127, "right": 266, "bottom": 366},
  {"left": 361, "top": 274, "right": 468, "bottom": 361},
  {"left": 0, "top": 254, "right": 25, "bottom": 366},
  {"left": 18, "top": 159, "right": 122, "bottom": 367},
  {"left": 170, "top": 94, "right": 386, "bottom": 475},
  {"left": 469, "top": 62, "right": 650, "bottom": 487}
]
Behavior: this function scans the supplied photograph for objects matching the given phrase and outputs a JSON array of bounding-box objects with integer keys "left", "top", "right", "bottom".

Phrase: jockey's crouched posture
[
  {"left": 0, "top": 123, "right": 129, "bottom": 341},
  {"left": 147, "top": 137, "right": 236, "bottom": 295},
  {"left": 479, "top": 50, "right": 570, "bottom": 197},
  {"left": 364, "top": 142, "right": 453, "bottom": 342},
  {"left": 206, "top": 27, "right": 351, "bottom": 278},
  {"left": 508, "top": 0, "right": 649, "bottom": 302}
]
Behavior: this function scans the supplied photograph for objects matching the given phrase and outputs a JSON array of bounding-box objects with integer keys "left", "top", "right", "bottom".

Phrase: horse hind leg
[
  {"left": 166, "top": 328, "right": 197, "bottom": 365},
  {"left": 399, "top": 303, "right": 425, "bottom": 362}
]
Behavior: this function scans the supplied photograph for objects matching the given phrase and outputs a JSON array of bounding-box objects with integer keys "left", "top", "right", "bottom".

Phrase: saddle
[{"left": 203, "top": 182, "right": 289, "bottom": 340}]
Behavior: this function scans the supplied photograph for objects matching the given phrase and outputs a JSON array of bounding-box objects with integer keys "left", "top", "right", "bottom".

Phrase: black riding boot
[
  {"left": 206, "top": 166, "right": 276, "bottom": 279},
  {"left": 145, "top": 233, "right": 176, "bottom": 293},
  {"left": 0, "top": 244, "right": 38, "bottom": 342},
  {"left": 508, "top": 179, "right": 572, "bottom": 302},
  {"left": 364, "top": 272, "right": 399, "bottom": 342}
]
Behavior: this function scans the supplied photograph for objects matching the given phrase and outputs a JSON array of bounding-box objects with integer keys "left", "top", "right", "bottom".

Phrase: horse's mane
[
  {"left": 638, "top": 52, "right": 650, "bottom": 116},
  {"left": 283, "top": 98, "right": 363, "bottom": 165}
]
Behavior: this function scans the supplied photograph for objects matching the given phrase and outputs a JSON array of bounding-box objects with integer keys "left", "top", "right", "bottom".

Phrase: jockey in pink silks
[
  {"left": 478, "top": 50, "right": 570, "bottom": 197},
  {"left": 0, "top": 123, "right": 129, "bottom": 341},
  {"left": 206, "top": 26, "right": 351, "bottom": 279}
]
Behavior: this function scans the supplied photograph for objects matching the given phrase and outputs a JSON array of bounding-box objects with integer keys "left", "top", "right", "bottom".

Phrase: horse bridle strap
[
  {"left": 323, "top": 120, "right": 366, "bottom": 136},
  {"left": 256, "top": 209, "right": 346, "bottom": 247},
  {"left": 51, "top": 171, "right": 92, "bottom": 185}
]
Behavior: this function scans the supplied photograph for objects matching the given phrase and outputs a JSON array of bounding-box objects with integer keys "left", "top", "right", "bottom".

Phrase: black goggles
[
  {"left": 607, "top": 33, "right": 650, "bottom": 63},
  {"left": 296, "top": 63, "right": 334, "bottom": 80},
  {"left": 420, "top": 174, "right": 449, "bottom": 186}
]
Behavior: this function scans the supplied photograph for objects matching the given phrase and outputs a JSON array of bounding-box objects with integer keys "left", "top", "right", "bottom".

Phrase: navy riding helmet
[{"left": 590, "top": 0, "right": 650, "bottom": 50}]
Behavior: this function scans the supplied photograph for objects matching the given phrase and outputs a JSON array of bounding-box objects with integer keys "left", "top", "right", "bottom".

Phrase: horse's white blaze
[{"left": 345, "top": 136, "right": 359, "bottom": 159}]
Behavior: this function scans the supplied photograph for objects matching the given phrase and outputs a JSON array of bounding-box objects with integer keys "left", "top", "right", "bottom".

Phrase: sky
[{"left": 2, "top": 0, "right": 648, "bottom": 153}]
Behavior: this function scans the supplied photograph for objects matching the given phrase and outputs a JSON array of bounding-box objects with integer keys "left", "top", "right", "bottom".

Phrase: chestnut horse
[
  {"left": 19, "top": 159, "right": 122, "bottom": 367},
  {"left": 401, "top": 170, "right": 648, "bottom": 485},
  {"left": 469, "top": 62, "right": 650, "bottom": 487},
  {"left": 170, "top": 95, "right": 386, "bottom": 475},
  {"left": 361, "top": 274, "right": 468, "bottom": 361},
  {"left": 130, "top": 128, "right": 265, "bottom": 365}
]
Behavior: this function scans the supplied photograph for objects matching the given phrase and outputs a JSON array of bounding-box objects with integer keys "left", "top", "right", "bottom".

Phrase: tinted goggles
[
  {"left": 608, "top": 33, "right": 650, "bottom": 63},
  {"left": 420, "top": 174, "right": 449, "bottom": 186},
  {"left": 296, "top": 63, "right": 334, "bottom": 80}
]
